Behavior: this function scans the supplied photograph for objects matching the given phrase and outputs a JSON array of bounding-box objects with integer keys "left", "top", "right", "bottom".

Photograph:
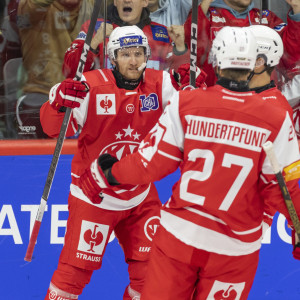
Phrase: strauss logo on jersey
[
  {"left": 207, "top": 281, "right": 245, "bottom": 300},
  {"left": 76, "top": 220, "right": 109, "bottom": 262},
  {"left": 97, "top": 94, "right": 116, "bottom": 115}
]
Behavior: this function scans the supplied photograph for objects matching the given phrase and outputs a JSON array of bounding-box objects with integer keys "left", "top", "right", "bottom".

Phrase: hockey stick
[
  {"left": 259, "top": 0, "right": 268, "bottom": 24},
  {"left": 102, "top": 0, "right": 107, "bottom": 68},
  {"left": 24, "top": 0, "right": 103, "bottom": 262},
  {"left": 262, "top": 141, "right": 300, "bottom": 242},
  {"left": 189, "top": 0, "right": 198, "bottom": 88}
]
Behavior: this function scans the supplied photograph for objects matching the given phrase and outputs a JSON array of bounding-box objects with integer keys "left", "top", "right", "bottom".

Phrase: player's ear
[
  {"left": 111, "top": 60, "right": 117, "bottom": 67},
  {"left": 142, "top": 0, "right": 148, "bottom": 8},
  {"left": 255, "top": 57, "right": 265, "bottom": 69}
]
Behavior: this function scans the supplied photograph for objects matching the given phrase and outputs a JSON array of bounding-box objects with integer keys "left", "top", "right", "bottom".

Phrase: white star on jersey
[
  {"left": 115, "top": 132, "right": 123, "bottom": 140},
  {"left": 133, "top": 132, "right": 141, "bottom": 140},
  {"left": 123, "top": 125, "right": 134, "bottom": 137}
]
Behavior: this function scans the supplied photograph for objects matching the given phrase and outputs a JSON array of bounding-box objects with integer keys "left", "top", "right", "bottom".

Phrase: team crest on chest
[
  {"left": 100, "top": 124, "right": 142, "bottom": 160},
  {"left": 96, "top": 94, "right": 116, "bottom": 115}
]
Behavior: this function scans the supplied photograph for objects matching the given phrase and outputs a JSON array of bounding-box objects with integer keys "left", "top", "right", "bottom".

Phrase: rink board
[{"left": 1, "top": 153, "right": 300, "bottom": 299}]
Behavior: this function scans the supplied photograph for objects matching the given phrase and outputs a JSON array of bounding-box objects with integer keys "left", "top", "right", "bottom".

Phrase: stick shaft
[
  {"left": 102, "top": 0, "right": 107, "bottom": 68},
  {"left": 24, "top": 0, "right": 103, "bottom": 262},
  {"left": 189, "top": 0, "right": 198, "bottom": 87},
  {"left": 263, "top": 141, "right": 300, "bottom": 238}
]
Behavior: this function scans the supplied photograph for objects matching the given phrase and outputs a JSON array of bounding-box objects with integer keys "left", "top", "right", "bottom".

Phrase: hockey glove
[
  {"left": 293, "top": 107, "right": 300, "bottom": 139},
  {"left": 170, "top": 63, "right": 207, "bottom": 91},
  {"left": 292, "top": 229, "right": 300, "bottom": 260},
  {"left": 79, "top": 154, "right": 119, "bottom": 204},
  {"left": 49, "top": 78, "right": 90, "bottom": 111}
]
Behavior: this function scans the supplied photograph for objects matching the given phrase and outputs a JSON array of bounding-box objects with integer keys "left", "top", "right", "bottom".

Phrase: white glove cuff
[
  {"left": 90, "top": 159, "right": 108, "bottom": 189},
  {"left": 49, "top": 83, "right": 61, "bottom": 105}
]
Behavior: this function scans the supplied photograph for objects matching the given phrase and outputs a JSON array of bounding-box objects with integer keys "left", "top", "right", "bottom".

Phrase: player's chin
[{"left": 126, "top": 70, "right": 142, "bottom": 80}]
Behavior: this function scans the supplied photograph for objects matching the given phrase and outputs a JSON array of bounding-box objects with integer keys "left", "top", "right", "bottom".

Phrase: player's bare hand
[
  {"left": 91, "top": 22, "right": 113, "bottom": 50},
  {"left": 167, "top": 25, "right": 186, "bottom": 52}
]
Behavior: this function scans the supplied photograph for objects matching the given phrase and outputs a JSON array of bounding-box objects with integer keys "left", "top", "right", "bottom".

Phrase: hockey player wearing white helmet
[
  {"left": 88, "top": 26, "right": 300, "bottom": 299},
  {"left": 63, "top": 0, "right": 191, "bottom": 79},
  {"left": 208, "top": 26, "right": 257, "bottom": 90},
  {"left": 41, "top": 25, "right": 206, "bottom": 300},
  {"left": 248, "top": 25, "right": 284, "bottom": 90},
  {"left": 248, "top": 25, "right": 293, "bottom": 118},
  {"left": 248, "top": 24, "right": 300, "bottom": 259},
  {"left": 184, "top": 0, "right": 300, "bottom": 87}
]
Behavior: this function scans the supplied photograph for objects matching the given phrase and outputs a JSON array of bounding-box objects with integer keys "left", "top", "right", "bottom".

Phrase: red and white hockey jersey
[
  {"left": 280, "top": 65, "right": 300, "bottom": 138},
  {"left": 184, "top": 7, "right": 300, "bottom": 86},
  {"left": 40, "top": 68, "right": 178, "bottom": 210},
  {"left": 111, "top": 84, "right": 300, "bottom": 256},
  {"left": 259, "top": 86, "right": 294, "bottom": 120}
]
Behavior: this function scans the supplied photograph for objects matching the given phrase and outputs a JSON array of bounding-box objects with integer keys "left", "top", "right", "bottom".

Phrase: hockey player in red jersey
[
  {"left": 248, "top": 25, "right": 293, "bottom": 120},
  {"left": 80, "top": 26, "right": 300, "bottom": 299},
  {"left": 281, "top": 65, "right": 300, "bottom": 138},
  {"left": 184, "top": 0, "right": 300, "bottom": 86},
  {"left": 40, "top": 25, "right": 206, "bottom": 300},
  {"left": 41, "top": 25, "right": 205, "bottom": 300},
  {"left": 247, "top": 24, "right": 295, "bottom": 234},
  {"left": 63, "top": 0, "right": 190, "bottom": 79}
]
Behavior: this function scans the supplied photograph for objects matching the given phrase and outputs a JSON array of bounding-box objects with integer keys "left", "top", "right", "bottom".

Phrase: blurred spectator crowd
[{"left": 0, "top": 0, "right": 299, "bottom": 140}]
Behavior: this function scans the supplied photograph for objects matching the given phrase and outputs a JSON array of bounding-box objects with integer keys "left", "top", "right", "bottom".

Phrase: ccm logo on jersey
[{"left": 97, "top": 94, "right": 116, "bottom": 115}]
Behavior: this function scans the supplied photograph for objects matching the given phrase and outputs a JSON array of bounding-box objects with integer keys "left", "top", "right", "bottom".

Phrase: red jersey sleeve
[{"left": 40, "top": 101, "right": 78, "bottom": 138}]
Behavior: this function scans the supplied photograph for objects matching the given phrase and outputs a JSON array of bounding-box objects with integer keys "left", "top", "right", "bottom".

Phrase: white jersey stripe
[
  {"left": 70, "top": 183, "right": 150, "bottom": 211},
  {"left": 160, "top": 210, "right": 263, "bottom": 256}
]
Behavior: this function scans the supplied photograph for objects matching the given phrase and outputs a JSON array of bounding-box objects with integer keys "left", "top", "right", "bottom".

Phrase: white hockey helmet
[
  {"left": 249, "top": 25, "right": 283, "bottom": 67},
  {"left": 209, "top": 26, "right": 258, "bottom": 70},
  {"left": 107, "top": 25, "right": 151, "bottom": 62}
]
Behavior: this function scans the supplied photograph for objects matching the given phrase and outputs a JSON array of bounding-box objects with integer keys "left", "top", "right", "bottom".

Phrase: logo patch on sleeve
[
  {"left": 96, "top": 94, "right": 116, "bottom": 115},
  {"left": 284, "top": 160, "right": 300, "bottom": 182},
  {"left": 151, "top": 25, "right": 170, "bottom": 43}
]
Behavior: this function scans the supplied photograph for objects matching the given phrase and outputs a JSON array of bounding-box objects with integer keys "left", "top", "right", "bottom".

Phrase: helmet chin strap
[{"left": 247, "top": 66, "right": 267, "bottom": 81}]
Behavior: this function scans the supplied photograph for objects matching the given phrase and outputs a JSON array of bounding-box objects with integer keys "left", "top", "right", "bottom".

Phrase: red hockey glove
[
  {"left": 79, "top": 154, "right": 119, "bottom": 204},
  {"left": 49, "top": 78, "right": 90, "bottom": 111},
  {"left": 292, "top": 229, "right": 300, "bottom": 260},
  {"left": 170, "top": 63, "right": 207, "bottom": 91}
]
